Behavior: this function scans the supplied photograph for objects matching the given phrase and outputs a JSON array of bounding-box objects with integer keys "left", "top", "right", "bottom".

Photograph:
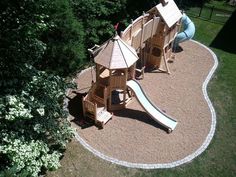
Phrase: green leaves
[
  {"left": 35, "top": 0, "right": 86, "bottom": 76},
  {"left": 5, "top": 95, "right": 33, "bottom": 121},
  {"left": 0, "top": 134, "right": 61, "bottom": 176},
  {"left": 72, "top": 0, "right": 127, "bottom": 47},
  {"left": 0, "top": 67, "right": 74, "bottom": 176},
  {"left": 0, "top": 0, "right": 50, "bottom": 64}
]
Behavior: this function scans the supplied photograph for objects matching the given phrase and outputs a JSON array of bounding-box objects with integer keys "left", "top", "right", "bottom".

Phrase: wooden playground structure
[
  {"left": 82, "top": 35, "right": 138, "bottom": 127},
  {"left": 82, "top": 0, "right": 182, "bottom": 131},
  {"left": 121, "top": 0, "right": 182, "bottom": 73}
]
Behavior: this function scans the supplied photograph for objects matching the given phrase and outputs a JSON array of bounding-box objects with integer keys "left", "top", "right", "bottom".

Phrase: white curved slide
[{"left": 126, "top": 80, "right": 177, "bottom": 132}]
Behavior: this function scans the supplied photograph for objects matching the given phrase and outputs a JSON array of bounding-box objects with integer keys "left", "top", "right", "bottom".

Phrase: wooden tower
[
  {"left": 145, "top": 0, "right": 182, "bottom": 73},
  {"left": 94, "top": 35, "right": 138, "bottom": 111},
  {"left": 82, "top": 35, "right": 138, "bottom": 127}
]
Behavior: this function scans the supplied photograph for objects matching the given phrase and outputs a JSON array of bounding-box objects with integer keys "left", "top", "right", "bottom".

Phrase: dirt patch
[{"left": 70, "top": 41, "right": 214, "bottom": 164}]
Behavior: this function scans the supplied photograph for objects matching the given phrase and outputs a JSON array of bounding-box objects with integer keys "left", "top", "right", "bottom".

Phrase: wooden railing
[
  {"left": 121, "top": 14, "right": 160, "bottom": 50},
  {"left": 121, "top": 14, "right": 149, "bottom": 40},
  {"left": 82, "top": 95, "right": 97, "bottom": 120},
  {"left": 89, "top": 82, "right": 108, "bottom": 108}
]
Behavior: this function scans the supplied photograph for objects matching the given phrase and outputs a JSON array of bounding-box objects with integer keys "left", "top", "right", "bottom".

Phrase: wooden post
[
  {"left": 151, "top": 16, "right": 156, "bottom": 37},
  {"left": 163, "top": 47, "right": 170, "bottom": 74},
  {"left": 94, "top": 103, "right": 97, "bottom": 124},
  {"left": 124, "top": 69, "right": 128, "bottom": 106},
  {"left": 104, "top": 87, "right": 107, "bottom": 109},
  {"left": 96, "top": 64, "right": 99, "bottom": 82},
  {"left": 170, "top": 38, "right": 175, "bottom": 60},
  {"left": 82, "top": 96, "right": 85, "bottom": 116},
  {"left": 140, "top": 12, "right": 145, "bottom": 68},
  {"left": 108, "top": 69, "right": 112, "bottom": 110},
  {"left": 120, "top": 31, "right": 124, "bottom": 38},
  {"left": 130, "top": 64, "right": 135, "bottom": 80},
  {"left": 130, "top": 19, "right": 134, "bottom": 44},
  {"left": 148, "top": 17, "right": 158, "bottom": 67}
]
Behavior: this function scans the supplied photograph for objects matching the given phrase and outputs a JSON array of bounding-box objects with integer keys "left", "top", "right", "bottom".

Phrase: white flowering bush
[
  {"left": 0, "top": 134, "right": 61, "bottom": 176},
  {"left": 0, "top": 67, "right": 74, "bottom": 176},
  {"left": 5, "top": 95, "right": 33, "bottom": 121}
]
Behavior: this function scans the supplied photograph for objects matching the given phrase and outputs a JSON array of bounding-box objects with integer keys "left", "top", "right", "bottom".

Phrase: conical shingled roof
[{"left": 94, "top": 35, "right": 139, "bottom": 69}]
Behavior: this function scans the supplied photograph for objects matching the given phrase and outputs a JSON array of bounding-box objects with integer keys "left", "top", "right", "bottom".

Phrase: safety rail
[{"left": 82, "top": 95, "right": 97, "bottom": 119}]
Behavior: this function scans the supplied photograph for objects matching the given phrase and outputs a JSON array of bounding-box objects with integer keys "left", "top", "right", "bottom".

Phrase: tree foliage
[
  {"left": 0, "top": 0, "right": 75, "bottom": 176},
  {"left": 0, "top": 0, "right": 49, "bottom": 93},
  {"left": 72, "top": 0, "right": 127, "bottom": 47},
  {"left": 0, "top": 69, "right": 74, "bottom": 176},
  {"left": 0, "top": 67, "right": 74, "bottom": 176},
  {"left": 37, "top": 0, "right": 86, "bottom": 76}
]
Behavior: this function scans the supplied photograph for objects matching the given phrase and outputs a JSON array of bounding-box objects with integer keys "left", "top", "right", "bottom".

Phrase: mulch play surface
[{"left": 68, "top": 40, "right": 215, "bottom": 164}]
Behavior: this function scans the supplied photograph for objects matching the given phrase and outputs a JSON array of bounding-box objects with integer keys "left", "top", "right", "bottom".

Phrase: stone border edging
[{"left": 74, "top": 40, "right": 218, "bottom": 169}]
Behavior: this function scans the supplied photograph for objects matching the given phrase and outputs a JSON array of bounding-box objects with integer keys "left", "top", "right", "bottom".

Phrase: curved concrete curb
[{"left": 74, "top": 40, "right": 218, "bottom": 169}]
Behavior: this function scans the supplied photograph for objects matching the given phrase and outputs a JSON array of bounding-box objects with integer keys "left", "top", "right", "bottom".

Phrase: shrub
[{"left": 0, "top": 65, "right": 74, "bottom": 176}]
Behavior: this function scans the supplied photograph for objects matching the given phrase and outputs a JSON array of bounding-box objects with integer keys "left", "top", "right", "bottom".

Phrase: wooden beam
[{"left": 162, "top": 47, "right": 170, "bottom": 74}]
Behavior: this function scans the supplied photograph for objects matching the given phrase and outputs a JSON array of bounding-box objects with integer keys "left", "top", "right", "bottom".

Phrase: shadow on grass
[
  {"left": 113, "top": 108, "right": 168, "bottom": 132},
  {"left": 210, "top": 10, "right": 236, "bottom": 54}
]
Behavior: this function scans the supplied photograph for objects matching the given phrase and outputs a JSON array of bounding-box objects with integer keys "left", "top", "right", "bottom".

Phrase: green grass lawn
[
  {"left": 47, "top": 17, "right": 236, "bottom": 177},
  {"left": 205, "top": 0, "right": 236, "bottom": 11},
  {"left": 185, "top": 0, "right": 235, "bottom": 24}
]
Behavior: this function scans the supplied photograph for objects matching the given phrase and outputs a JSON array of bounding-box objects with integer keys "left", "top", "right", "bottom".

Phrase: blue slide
[{"left": 173, "top": 13, "right": 195, "bottom": 49}]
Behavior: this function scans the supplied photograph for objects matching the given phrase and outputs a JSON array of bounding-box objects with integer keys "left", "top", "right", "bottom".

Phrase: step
[{"left": 97, "top": 110, "right": 112, "bottom": 124}]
